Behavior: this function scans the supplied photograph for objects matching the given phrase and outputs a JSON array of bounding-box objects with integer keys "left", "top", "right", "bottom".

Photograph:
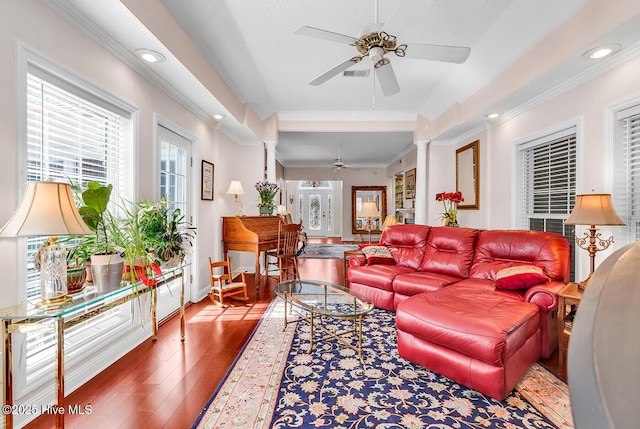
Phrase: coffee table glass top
[{"left": 274, "top": 279, "right": 373, "bottom": 318}]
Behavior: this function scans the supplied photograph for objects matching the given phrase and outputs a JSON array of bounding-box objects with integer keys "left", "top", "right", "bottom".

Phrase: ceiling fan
[
  {"left": 294, "top": 0, "right": 471, "bottom": 96},
  {"left": 333, "top": 144, "right": 349, "bottom": 171}
]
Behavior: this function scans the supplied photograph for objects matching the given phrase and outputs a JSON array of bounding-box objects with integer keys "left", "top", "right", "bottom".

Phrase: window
[
  {"left": 517, "top": 126, "right": 577, "bottom": 280},
  {"left": 25, "top": 64, "right": 132, "bottom": 299},
  {"left": 17, "top": 50, "right": 135, "bottom": 396},
  {"left": 612, "top": 103, "right": 640, "bottom": 245}
]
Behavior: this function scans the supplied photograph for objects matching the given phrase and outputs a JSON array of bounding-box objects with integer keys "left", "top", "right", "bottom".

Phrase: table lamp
[
  {"left": 382, "top": 215, "right": 398, "bottom": 230},
  {"left": 0, "top": 181, "right": 92, "bottom": 304},
  {"left": 225, "top": 180, "right": 245, "bottom": 216},
  {"left": 359, "top": 201, "right": 381, "bottom": 243},
  {"left": 564, "top": 193, "right": 625, "bottom": 289}
]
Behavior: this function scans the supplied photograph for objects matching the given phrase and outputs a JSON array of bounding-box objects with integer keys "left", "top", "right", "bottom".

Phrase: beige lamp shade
[
  {"left": 382, "top": 215, "right": 398, "bottom": 229},
  {"left": 0, "top": 181, "right": 92, "bottom": 237},
  {"left": 225, "top": 180, "right": 245, "bottom": 195},
  {"left": 359, "top": 201, "right": 380, "bottom": 218},
  {"left": 564, "top": 194, "right": 625, "bottom": 226}
]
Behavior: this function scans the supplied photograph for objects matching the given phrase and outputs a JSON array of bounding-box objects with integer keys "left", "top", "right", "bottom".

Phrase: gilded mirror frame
[
  {"left": 352, "top": 186, "right": 387, "bottom": 234},
  {"left": 456, "top": 140, "right": 480, "bottom": 209}
]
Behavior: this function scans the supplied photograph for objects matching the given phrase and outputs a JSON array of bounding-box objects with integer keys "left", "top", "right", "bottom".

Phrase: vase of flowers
[
  {"left": 255, "top": 180, "right": 279, "bottom": 215},
  {"left": 435, "top": 191, "right": 464, "bottom": 227}
]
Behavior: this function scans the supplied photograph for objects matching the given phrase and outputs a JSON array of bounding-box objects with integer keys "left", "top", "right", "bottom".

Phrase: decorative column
[
  {"left": 265, "top": 140, "right": 277, "bottom": 183},
  {"left": 414, "top": 140, "right": 430, "bottom": 225}
]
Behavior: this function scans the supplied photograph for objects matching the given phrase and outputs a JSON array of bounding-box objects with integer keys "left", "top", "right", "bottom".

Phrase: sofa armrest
[
  {"left": 524, "top": 281, "right": 566, "bottom": 312},
  {"left": 348, "top": 254, "right": 367, "bottom": 267}
]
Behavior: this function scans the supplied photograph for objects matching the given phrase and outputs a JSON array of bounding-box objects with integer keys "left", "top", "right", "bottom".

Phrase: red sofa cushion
[
  {"left": 469, "top": 230, "right": 571, "bottom": 283},
  {"left": 360, "top": 245, "right": 395, "bottom": 265},
  {"left": 396, "top": 286, "right": 540, "bottom": 366},
  {"left": 495, "top": 265, "right": 549, "bottom": 290},
  {"left": 347, "top": 265, "right": 414, "bottom": 292},
  {"left": 379, "top": 224, "right": 429, "bottom": 270},
  {"left": 420, "top": 226, "right": 478, "bottom": 278},
  {"left": 393, "top": 271, "right": 461, "bottom": 296}
]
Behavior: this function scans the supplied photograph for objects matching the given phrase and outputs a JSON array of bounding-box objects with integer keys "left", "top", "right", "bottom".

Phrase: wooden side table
[
  {"left": 343, "top": 248, "right": 363, "bottom": 287},
  {"left": 557, "top": 282, "right": 583, "bottom": 373}
]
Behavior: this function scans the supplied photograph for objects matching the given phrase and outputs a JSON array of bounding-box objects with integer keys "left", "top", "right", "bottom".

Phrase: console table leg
[
  {"left": 56, "top": 318, "right": 64, "bottom": 429},
  {"left": 3, "top": 320, "right": 13, "bottom": 429}
]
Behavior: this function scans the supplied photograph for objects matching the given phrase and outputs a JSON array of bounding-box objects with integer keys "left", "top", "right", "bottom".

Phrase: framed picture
[
  {"left": 201, "top": 160, "right": 214, "bottom": 200},
  {"left": 456, "top": 140, "right": 480, "bottom": 209},
  {"left": 404, "top": 168, "right": 416, "bottom": 199}
]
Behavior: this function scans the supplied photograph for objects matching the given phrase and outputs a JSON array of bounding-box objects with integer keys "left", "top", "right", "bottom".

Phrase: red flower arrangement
[{"left": 435, "top": 191, "right": 464, "bottom": 226}]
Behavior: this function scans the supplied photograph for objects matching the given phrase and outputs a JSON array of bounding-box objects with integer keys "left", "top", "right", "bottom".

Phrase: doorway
[{"left": 293, "top": 181, "right": 340, "bottom": 237}]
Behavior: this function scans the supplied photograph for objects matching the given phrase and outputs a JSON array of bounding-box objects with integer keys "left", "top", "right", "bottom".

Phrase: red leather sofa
[{"left": 347, "top": 224, "right": 571, "bottom": 400}]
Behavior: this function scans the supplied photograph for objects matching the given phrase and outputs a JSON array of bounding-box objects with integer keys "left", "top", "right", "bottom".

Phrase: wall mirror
[
  {"left": 352, "top": 186, "right": 387, "bottom": 234},
  {"left": 456, "top": 140, "right": 480, "bottom": 209}
]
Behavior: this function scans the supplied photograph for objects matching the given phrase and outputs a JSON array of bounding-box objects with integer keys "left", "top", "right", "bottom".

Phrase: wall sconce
[{"left": 288, "top": 195, "right": 294, "bottom": 204}]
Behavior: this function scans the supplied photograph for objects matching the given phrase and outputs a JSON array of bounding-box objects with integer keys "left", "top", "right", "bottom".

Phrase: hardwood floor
[{"left": 25, "top": 238, "right": 564, "bottom": 428}]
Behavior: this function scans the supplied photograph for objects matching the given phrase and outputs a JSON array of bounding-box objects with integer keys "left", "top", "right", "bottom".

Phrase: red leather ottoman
[{"left": 396, "top": 285, "right": 541, "bottom": 400}]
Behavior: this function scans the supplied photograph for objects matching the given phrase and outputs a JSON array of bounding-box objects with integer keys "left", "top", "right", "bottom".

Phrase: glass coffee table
[{"left": 274, "top": 279, "right": 373, "bottom": 362}]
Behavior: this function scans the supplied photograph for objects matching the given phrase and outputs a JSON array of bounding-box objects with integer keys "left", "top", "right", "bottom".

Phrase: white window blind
[
  {"left": 612, "top": 104, "right": 640, "bottom": 245},
  {"left": 26, "top": 69, "right": 129, "bottom": 298},
  {"left": 518, "top": 127, "right": 577, "bottom": 280}
]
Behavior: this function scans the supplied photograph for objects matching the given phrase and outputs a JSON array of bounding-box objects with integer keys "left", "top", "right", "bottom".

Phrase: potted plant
[
  {"left": 138, "top": 198, "right": 196, "bottom": 267},
  {"left": 76, "top": 181, "right": 124, "bottom": 293},
  {"left": 435, "top": 191, "right": 464, "bottom": 227},
  {"left": 255, "top": 181, "right": 279, "bottom": 215}
]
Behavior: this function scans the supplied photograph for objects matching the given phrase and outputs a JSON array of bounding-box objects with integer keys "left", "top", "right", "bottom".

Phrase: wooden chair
[
  {"left": 208, "top": 256, "right": 249, "bottom": 307},
  {"left": 268, "top": 222, "right": 302, "bottom": 282},
  {"left": 278, "top": 213, "right": 307, "bottom": 255}
]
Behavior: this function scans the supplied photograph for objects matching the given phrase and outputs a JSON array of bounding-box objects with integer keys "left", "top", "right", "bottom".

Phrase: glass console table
[{"left": 0, "top": 264, "right": 187, "bottom": 429}]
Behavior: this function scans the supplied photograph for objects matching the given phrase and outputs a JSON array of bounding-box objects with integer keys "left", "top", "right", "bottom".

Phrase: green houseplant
[
  {"left": 76, "top": 181, "right": 124, "bottom": 293},
  {"left": 138, "top": 198, "right": 195, "bottom": 267}
]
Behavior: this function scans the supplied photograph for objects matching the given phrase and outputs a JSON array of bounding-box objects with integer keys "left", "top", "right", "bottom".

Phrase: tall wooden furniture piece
[
  {"left": 221, "top": 216, "right": 280, "bottom": 293},
  {"left": 557, "top": 282, "right": 583, "bottom": 373},
  {"left": 208, "top": 257, "right": 249, "bottom": 307},
  {"left": 269, "top": 222, "right": 302, "bottom": 282}
]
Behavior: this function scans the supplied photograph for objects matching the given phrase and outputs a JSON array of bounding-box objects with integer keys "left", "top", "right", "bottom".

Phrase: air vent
[{"left": 343, "top": 70, "right": 370, "bottom": 78}]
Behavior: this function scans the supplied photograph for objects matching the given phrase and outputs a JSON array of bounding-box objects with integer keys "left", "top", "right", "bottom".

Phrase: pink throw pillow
[
  {"left": 361, "top": 245, "right": 395, "bottom": 266},
  {"left": 495, "top": 265, "right": 549, "bottom": 290}
]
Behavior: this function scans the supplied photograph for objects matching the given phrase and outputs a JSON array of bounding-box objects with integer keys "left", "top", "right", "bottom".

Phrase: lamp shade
[
  {"left": 225, "top": 180, "right": 245, "bottom": 195},
  {"left": 0, "top": 181, "right": 92, "bottom": 237},
  {"left": 564, "top": 194, "right": 625, "bottom": 226},
  {"left": 382, "top": 215, "right": 398, "bottom": 229},
  {"left": 359, "top": 201, "right": 380, "bottom": 218}
]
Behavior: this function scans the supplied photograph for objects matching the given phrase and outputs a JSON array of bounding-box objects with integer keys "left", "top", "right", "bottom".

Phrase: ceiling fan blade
[
  {"left": 309, "top": 58, "right": 360, "bottom": 86},
  {"left": 375, "top": 62, "right": 400, "bottom": 97},
  {"left": 405, "top": 43, "right": 471, "bottom": 64},
  {"left": 294, "top": 26, "right": 358, "bottom": 45}
]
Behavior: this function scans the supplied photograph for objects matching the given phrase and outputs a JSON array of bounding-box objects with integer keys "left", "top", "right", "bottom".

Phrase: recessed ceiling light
[
  {"left": 135, "top": 49, "right": 166, "bottom": 63},
  {"left": 213, "top": 113, "right": 225, "bottom": 120},
  {"left": 485, "top": 112, "right": 500, "bottom": 119},
  {"left": 583, "top": 44, "right": 621, "bottom": 60}
]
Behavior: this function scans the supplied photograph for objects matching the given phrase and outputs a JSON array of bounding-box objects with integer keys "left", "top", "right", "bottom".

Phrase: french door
[
  {"left": 157, "top": 125, "right": 192, "bottom": 320},
  {"left": 300, "top": 189, "right": 334, "bottom": 237}
]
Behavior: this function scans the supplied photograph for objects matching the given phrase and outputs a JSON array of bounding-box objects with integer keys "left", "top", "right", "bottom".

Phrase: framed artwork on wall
[
  {"left": 456, "top": 140, "right": 480, "bottom": 209},
  {"left": 201, "top": 160, "right": 214, "bottom": 200},
  {"left": 404, "top": 168, "right": 416, "bottom": 199}
]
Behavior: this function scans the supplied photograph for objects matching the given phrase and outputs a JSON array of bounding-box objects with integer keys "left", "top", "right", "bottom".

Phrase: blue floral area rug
[{"left": 193, "top": 299, "right": 573, "bottom": 429}]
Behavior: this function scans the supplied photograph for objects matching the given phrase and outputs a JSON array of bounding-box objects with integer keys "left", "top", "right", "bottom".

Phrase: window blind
[
  {"left": 518, "top": 127, "right": 577, "bottom": 280},
  {"left": 25, "top": 72, "right": 128, "bottom": 298},
  {"left": 613, "top": 104, "right": 640, "bottom": 245}
]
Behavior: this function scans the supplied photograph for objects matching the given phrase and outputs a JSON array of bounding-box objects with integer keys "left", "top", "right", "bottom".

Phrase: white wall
[{"left": 428, "top": 54, "right": 640, "bottom": 280}]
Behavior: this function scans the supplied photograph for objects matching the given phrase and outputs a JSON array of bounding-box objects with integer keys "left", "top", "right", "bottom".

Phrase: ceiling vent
[{"left": 343, "top": 69, "right": 370, "bottom": 78}]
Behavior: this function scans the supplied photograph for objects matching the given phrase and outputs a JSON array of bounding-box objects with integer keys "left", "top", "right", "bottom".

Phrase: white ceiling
[{"left": 49, "top": 0, "right": 640, "bottom": 169}]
